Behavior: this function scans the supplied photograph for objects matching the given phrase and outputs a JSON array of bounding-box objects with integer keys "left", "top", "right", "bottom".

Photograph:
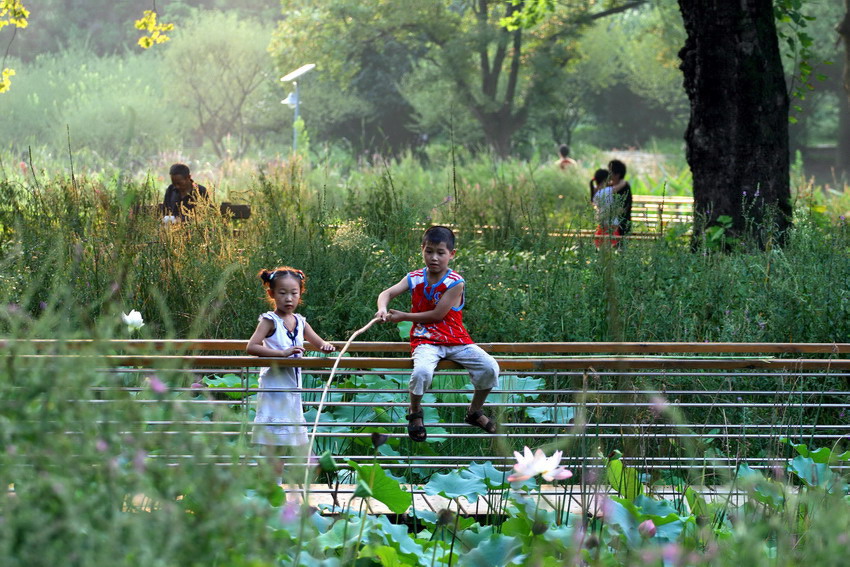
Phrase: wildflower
[
  {"left": 133, "top": 450, "right": 147, "bottom": 473},
  {"left": 122, "top": 310, "right": 145, "bottom": 331},
  {"left": 95, "top": 439, "right": 108, "bottom": 453},
  {"left": 649, "top": 395, "right": 667, "bottom": 417},
  {"left": 38, "top": 301, "right": 47, "bottom": 310},
  {"left": 190, "top": 381, "right": 205, "bottom": 389},
  {"left": 280, "top": 499, "right": 301, "bottom": 524},
  {"left": 508, "top": 446, "right": 573, "bottom": 482},
  {"left": 591, "top": 494, "right": 613, "bottom": 518},
  {"left": 662, "top": 543, "right": 682, "bottom": 563},
  {"left": 638, "top": 519, "right": 656, "bottom": 538},
  {"left": 148, "top": 376, "right": 168, "bottom": 394}
]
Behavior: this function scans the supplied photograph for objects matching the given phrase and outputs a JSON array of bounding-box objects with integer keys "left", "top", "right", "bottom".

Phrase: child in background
[
  {"left": 246, "top": 267, "right": 335, "bottom": 481},
  {"left": 589, "top": 168, "right": 609, "bottom": 204},
  {"left": 375, "top": 226, "right": 500, "bottom": 442}
]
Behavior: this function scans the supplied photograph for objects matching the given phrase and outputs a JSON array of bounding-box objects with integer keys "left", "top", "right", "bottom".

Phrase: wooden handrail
[
  {"left": 3, "top": 339, "right": 848, "bottom": 354},
  {"left": 10, "top": 354, "right": 850, "bottom": 371}
]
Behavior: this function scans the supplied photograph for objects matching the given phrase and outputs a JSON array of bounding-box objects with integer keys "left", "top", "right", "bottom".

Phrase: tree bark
[
  {"left": 678, "top": 0, "right": 792, "bottom": 247},
  {"left": 837, "top": 0, "right": 850, "bottom": 176}
]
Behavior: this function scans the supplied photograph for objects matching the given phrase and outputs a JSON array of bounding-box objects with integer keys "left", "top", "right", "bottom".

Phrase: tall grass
[{"left": 2, "top": 155, "right": 850, "bottom": 565}]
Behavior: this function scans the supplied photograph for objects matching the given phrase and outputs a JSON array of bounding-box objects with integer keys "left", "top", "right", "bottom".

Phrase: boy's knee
[
  {"left": 472, "top": 356, "right": 500, "bottom": 389},
  {"left": 409, "top": 366, "right": 434, "bottom": 395}
]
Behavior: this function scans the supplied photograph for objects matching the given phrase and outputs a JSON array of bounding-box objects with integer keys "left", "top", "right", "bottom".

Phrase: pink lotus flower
[
  {"left": 638, "top": 519, "right": 656, "bottom": 538},
  {"left": 508, "top": 446, "right": 573, "bottom": 482}
]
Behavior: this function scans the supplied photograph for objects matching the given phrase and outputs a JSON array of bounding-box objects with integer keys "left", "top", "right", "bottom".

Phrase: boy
[
  {"left": 375, "top": 226, "right": 500, "bottom": 442},
  {"left": 557, "top": 144, "right": 577, "bottom": 169}
]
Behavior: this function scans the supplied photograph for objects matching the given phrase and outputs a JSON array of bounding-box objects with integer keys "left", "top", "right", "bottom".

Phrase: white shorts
[{"left": 410, "top": 343, "right": 500, "bottom": 396}]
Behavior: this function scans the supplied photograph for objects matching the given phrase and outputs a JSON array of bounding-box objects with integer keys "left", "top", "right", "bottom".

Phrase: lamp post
[{"left": 281, "top": 63, "right": 316, "bottom": 153}]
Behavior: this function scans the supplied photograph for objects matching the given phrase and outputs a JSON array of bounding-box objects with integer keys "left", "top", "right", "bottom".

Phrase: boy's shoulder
[{"left": 407, "top": 269, "right": 465, "bottom": 284}]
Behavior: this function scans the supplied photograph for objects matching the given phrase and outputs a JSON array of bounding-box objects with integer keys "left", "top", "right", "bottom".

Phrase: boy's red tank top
[{"left": 407, "top": 268, "right": 474, "bottom": 349}]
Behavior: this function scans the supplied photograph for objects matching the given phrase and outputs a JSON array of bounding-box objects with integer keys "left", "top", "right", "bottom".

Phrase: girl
[
  {"left": 589, "top": 168, "right": 609, "bottom": 204},
  {"left": 246, "top": 267, "right": 335, "bottom": 481}
]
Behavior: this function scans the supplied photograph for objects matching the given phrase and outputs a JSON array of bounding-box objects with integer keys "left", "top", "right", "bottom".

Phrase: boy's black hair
[
  {"left": 559, "top": 144, "right": 570, "bottom": 158},
  {"left": 608, "top": 159, "right": 627, "bottom": 178},
  {"left": 169, "top": 163, "right": 191, "bottom": 177},
  {"left": 422, "top": 225, "right": 456, "bottom": 251}
]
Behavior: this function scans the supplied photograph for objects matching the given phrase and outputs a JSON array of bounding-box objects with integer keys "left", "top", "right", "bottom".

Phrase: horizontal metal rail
[
  {"left": 9, "top": 354, "right": 850, "bottom": 370},
  {"left": 6, "top": 339, "right": 849, "bottom": 354},
  {"left": 4, "top": 341, "right": 848, "bottom": 484}
]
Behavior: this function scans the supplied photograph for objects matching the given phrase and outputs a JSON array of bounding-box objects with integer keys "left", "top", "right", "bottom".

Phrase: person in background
[
  {"left": 592, "top": 166, "right": 627, "bottom": 249},
  {"left": 557, "top": 144, "right": 577, "bottom": 169},
  {"left": 162, "top": 163, "right": 208, "bottom": 221},
  {"left": 608, "top": 159, "right": 632, "bottom": 237},
  {"left": 590, "top": 168, "right": 609, "bottom": 204}
]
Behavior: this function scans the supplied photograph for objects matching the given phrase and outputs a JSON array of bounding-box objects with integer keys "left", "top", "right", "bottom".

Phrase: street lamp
[{"left": 281, "top": 63, "right": 316, "bottom": 153}]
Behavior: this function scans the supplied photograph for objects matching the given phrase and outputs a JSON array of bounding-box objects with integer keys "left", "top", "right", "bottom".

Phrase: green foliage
[
  {"left": 162, "top": 11, "right": 279, "bottom": 159},
  {"left": 348, "top": 461, "right": 413, "bottom": 514},
  {"left": 607, "top": 457, "right": 643, "bottom": 500},
  {"left": 0, "top": 48, "right": 177, "bottom": 162}
]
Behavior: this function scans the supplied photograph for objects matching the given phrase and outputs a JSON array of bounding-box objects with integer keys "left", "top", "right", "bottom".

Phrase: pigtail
[{"left": 258, "top": 269, "right": 273, "bottom": 285}]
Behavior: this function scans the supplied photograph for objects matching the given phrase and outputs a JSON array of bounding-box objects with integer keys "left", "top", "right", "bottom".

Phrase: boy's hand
[
  {"left": 375, "top": 309, "right": 389, "bottom": 322},
  {"left": 384, "top": 309, "right": 405, "bottom": 323},
  {"left": 281, "top": 346, "right": 305, "bottom": 357},
  {"left": 319, "top": 342, "right": 336, "bottom": 352}
]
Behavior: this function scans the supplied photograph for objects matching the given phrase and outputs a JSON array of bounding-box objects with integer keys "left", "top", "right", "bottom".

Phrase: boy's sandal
[
  {"left": 465, "top": 410, "right": 498, "bottom": 434},
  {"left": 406, "top": 411, "right": 427, "bottom": 442}
]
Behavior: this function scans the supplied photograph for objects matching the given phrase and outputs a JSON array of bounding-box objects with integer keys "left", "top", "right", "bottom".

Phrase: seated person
[{"left": 162, "top": 163, "right": 208, "bottom": 221}]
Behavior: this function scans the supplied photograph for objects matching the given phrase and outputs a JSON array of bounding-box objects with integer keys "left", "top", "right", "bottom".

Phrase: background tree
[
  {"left": 837, "top": 0, "right": 850, "bottom": 176},
  {"left": 163, "top": 11, "right": 277, "bottom": 159},
  {"left": 271, "top": 0, "right": 645, "bottom": 158},
  {"left": 678, "top": 0, "right": 791, "bottom": 245}
]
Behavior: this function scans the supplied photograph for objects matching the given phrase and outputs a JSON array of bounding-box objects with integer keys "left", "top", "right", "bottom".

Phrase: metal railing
[{"left": 5, "top": 340, "right": 848, "bottom": 488}]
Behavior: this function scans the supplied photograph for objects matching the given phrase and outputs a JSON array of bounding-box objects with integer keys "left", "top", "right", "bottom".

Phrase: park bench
[
  {"left": 5, "top": 339, "right": 847, "bottom": 515},
  {"left": 629, "top": 194, "right": 693, "bottom": 233},
  {"left": 131, "top": 202, "right": 251, "bottom": 219},
  {"left": 408, "top": 195, "right": 693, "bottom": 242}
]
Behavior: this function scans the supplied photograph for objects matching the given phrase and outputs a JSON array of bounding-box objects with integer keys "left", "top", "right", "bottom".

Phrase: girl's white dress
[{"left": 252, "top": 311, "right": 309, "bottom": 446}]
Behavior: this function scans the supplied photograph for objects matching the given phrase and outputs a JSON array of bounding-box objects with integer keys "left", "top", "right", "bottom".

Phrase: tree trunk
[
  {"left": 837, "top": 0, "right": 850, "bottom": 177},
  {"left": 678, "top": 0, "right": 792, "bottom": 248}
]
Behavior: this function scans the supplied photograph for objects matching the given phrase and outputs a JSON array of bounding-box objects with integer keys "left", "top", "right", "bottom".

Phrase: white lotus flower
[
  {"left": 508, "top": 446, "right": 573, "bottom": 482},
  {"left": 122, "top": 309, "right": 145, "bottom": 331},
  {"left": 162, "top": 215, "right": 177, "bottom": 224}
]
